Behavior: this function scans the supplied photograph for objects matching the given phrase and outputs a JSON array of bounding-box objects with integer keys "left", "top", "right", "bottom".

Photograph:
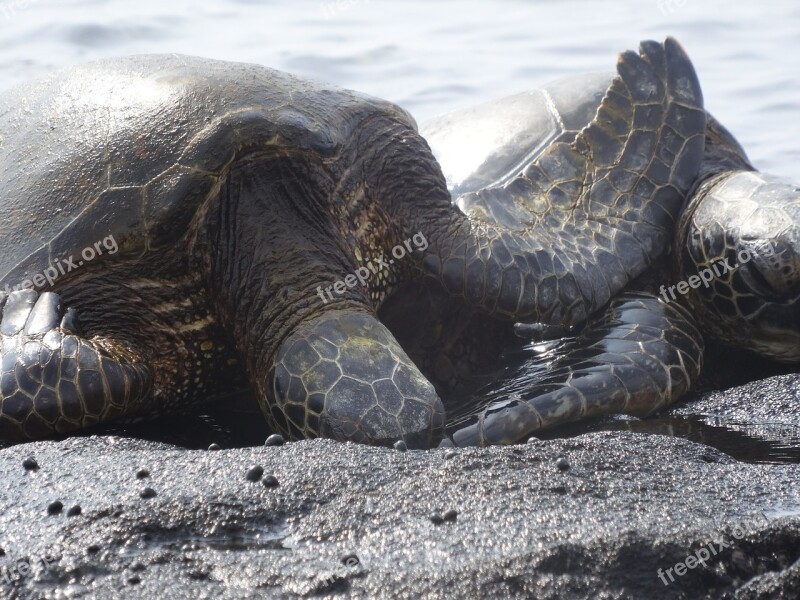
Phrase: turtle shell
[
  {"left": 421, "top": 71, "right": 613, "bottom": 198},
  {"left": 0, "top": 54, "right": 415, "bottom": 288}
]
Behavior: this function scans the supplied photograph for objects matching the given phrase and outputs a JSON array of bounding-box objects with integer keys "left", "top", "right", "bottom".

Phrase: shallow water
[
  {"left": 0, "top": 1, "right": 798, "bottom": 459},
  {"left": 1, "top": 0, "right": 798, "bottom": 179}
]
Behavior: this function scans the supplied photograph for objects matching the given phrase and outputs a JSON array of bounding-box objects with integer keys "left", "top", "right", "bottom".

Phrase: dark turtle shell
[{"left": 0, "top": 54, "right": 414, "bottom": 288}]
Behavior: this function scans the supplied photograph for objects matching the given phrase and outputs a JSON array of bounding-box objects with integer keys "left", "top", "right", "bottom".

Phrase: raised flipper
[
  {"left": 423, "top": 37, "right": 706, "bottom": 325},
  {"left": 267, "top": 308, "right": 445, "bottom": 449},
  {"left": 0, "top": 290, "right": 153, "bottom": 441},
  {"left": 445, "top": 293, "right": 704, "bottom": 446}
]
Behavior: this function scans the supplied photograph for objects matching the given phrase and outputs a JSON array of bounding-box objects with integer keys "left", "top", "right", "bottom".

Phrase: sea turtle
[
  {"left": 0, "top": 38, "right": 742, "bottom": 448},
  {"left": 406, "top": 70, "right": 800, "bottom": 445}
]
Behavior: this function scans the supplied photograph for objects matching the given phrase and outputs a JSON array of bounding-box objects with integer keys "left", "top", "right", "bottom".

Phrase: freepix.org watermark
[
  {"left": 1, "top": 551, "right": 58, "bottom": 586},
  {"left": 319, "top": 0, "right": 370, "bottom": 20},
  {"left": 0, "top": 0, "right": 38, "bottom": 21},
  {"left": 659, "top": 242, "right": 775, "bottom": 304},
  {"left": 657, "top": 0, "right": 689, "bottom": 16},
  {"left": 656, "top": 512, "right": 769, "bottom": 586},
  {"left": 3, "top": 235, "right": 119, "bottom": 294},
  {"left": 316, "top": 232, "right": 427, "bottom": 304}
]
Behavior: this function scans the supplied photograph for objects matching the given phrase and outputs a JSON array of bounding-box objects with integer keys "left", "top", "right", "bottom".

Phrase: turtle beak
[{"left": 320, "top": 396, "right": 445, "bottom": 450}]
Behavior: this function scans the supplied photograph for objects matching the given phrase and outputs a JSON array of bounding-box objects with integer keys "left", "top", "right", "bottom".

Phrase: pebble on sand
[
  {"left": 264, "top": 434, "right": 286, "bottom": 447},
  {"left": 555, "top": 457, "right": 571, "bottom": 472},
  {"left": 136, "top": 468, "right": 150, "bottom": 479},
  {"left": 208, "top": 443, "right": 222, "bottom": 451},
  {"left": 140, "top": 487, "right": 157, "bottom": 499},
  {"left": 393, "top": 440, "right": 408, "bottom": 452},
  {"left": 262, "top": 475, "right": 279, "bottom": 488},
  {"left": 47, "top": 501, "right": 63, "bottom": 515},
  {"left": 245, "top": 465, "right": 264, "bottom": 482},
  {"left": 22, "top": 457, "right": 39, "bottom": 471},
  {"left": 67, "top": 505, "right": 82, "bottom": 517}
]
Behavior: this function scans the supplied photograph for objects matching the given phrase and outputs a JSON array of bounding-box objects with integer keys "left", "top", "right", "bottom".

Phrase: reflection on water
[
  {"left": 117, "top": 518, "right": 291, "bottom": 558},
  {"left": 538, "top": 413, "right": 800, "bottom": 465},
  {"left": 441, "top": 331, "right": 800, "bottom": 464}
]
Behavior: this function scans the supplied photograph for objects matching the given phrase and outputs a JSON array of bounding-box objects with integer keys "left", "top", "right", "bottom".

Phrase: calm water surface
[{"left": 1, "top": 0, "right": 798, "bottom": 178}]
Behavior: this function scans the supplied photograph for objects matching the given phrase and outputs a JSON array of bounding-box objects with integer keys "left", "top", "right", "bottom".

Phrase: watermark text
[
  {"left": 316, "top": 232, "right": 427, "bottom": 304},
  {"left": 3, "top": 235, "right": 119, "bottom": 294},
  {"left": 659, "top": 242, "right": 774, "bottom": 304},
  {"left": 657, "top": 513, "right": 769, "bottom": 585}
]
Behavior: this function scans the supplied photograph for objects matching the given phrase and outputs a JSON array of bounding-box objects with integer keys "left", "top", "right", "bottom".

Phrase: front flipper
[
  {"left": 267, "top": 309, "right": 445, "bottom": 448},
  {"left": 0, "top": 290, "right": 153, "bottom": 441},
  {"left": 446, "top": 293, "right": 703, "bottom": 446},
  {"left": 425, "top": 38, "right": 706, "bottom": 325}
]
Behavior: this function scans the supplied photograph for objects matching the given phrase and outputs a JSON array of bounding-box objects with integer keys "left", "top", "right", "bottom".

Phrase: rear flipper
[
  {"left": 0, "top": 290, "right": 153, "bottom": 441},
  {"left": 446, "top": 293, "right": 703, "bottom": 446}
]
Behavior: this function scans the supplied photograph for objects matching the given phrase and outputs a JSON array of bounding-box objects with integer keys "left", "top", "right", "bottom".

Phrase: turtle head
[
  {"left": 678, "top": 170, "right": 800, "bottom": 362},
  {"left": 266, "top": 309, "right": 445, "bottom": 449}
]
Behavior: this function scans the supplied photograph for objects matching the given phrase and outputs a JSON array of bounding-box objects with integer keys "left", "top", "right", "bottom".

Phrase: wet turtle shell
[{"left": 0, "top": 54, "right": 414, "bottom": 288}]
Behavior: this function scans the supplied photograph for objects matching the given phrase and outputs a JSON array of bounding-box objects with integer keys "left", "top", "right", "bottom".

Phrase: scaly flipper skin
[
  {"left": 0, "top": 290, "right": 153, "bottom": 440},
  {"left": 424, "top": 38, "right": 706, "bottom": 325},
  {"left": 446, "top": 293, "right": 704, "bottom": 446}
]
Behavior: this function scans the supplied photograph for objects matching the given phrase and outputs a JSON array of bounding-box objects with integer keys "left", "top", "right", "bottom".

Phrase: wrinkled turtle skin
[{"left": 0, "top": 39, "right": 710, "bottom": 447}]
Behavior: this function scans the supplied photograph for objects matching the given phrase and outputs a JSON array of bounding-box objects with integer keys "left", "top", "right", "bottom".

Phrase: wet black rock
[
  {"left": 0, "top": 373, "right": 798, "bottom": 599},
  {"left": 264, "top": 434, "right": 285, "bottom": 447},
  {"left": 262, "top": 475, "right": 279, "bottom": 488},
  {"left": 140, "top": 487, "right": 157, "bottom": 499},
  {"left": 136, "top": 468, "right": 150, "bottom": 479},
  {"left": 443, "top": 509, "right": 458, "bottom": 522},
  {"left": 208, "top": 443, "right": 221, "bottom": 451},
  {"left": 66, "top": 505, "right": 82, "bottom": 517},
  {"left": 555, "top": 457, "right": 571, "bottom": 471},
  {"left": 429, "top": 513, "right": 444, "bottom": 525},
  {"left": 22, "top": 457, "right": 39, "bottom": 471},
  {"left": 46, "top": 500, "right": 62, "bottom": 515},
  {"left": 245, "top": 465, "right": 264, "bottom": 482},
  {"left": 393, "top": 440, "right": 407, "bottom": 452}
]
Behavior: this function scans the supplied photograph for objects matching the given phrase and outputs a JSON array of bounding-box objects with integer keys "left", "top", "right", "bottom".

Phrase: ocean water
[{"left": 1, "top": 0, "right": 798, "bottom": 179}]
